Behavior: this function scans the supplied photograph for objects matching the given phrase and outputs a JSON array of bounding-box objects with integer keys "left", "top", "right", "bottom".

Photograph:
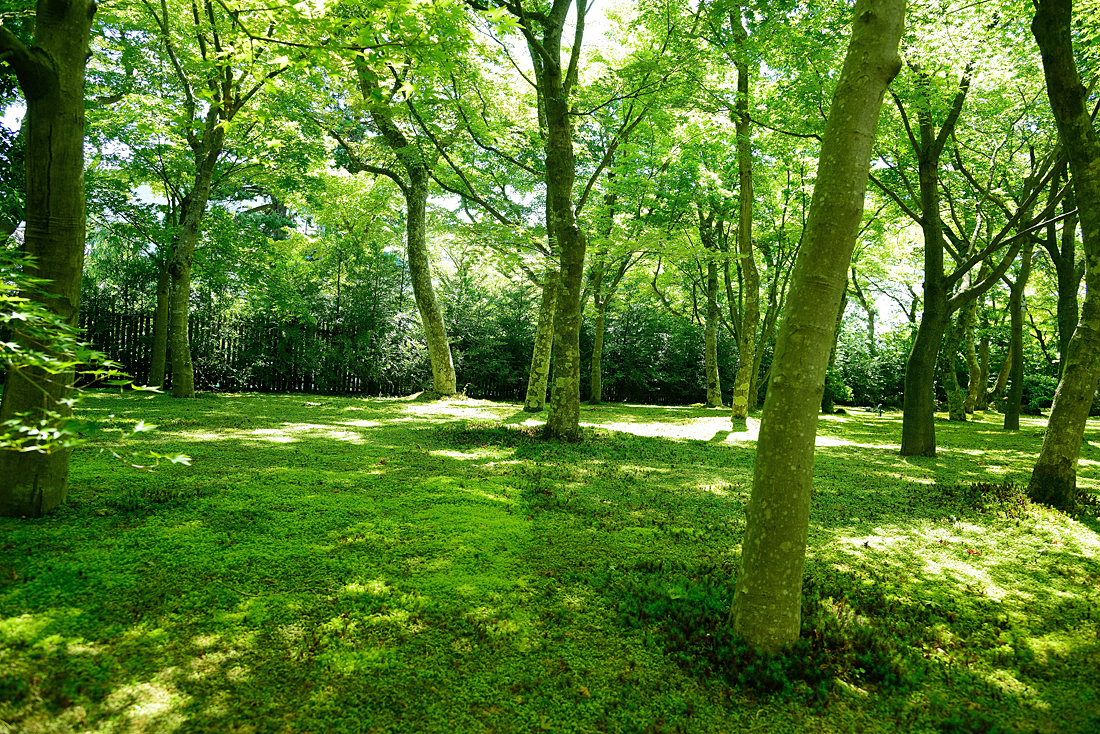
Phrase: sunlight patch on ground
[
  {"left": 402, "top": 400, "right": 514, "bottom": 421},
  {"left": 343, "top": 578, "right": 390, "bottom": 596},
  {"left": 697, "top": 482, "right": 734, "bottom": 496},
  {"left": 582, "top": 415, "right": 739, "bottom": 441},
  {"left": 815, "top": 435, "right": 900, "bottom": 450},
  {"left": 178, "top": 423, "right": 372, "bottom": 445},
  {"left": 431, "top": 448, "right": 502, "bottom": 461},
  {"left": 102, "top": 681, "right": 188, "bottom": 732}
]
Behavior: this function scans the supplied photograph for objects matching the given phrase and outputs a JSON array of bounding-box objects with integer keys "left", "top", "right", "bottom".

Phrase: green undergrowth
[{"left": 1, "top": 394, "right": 1098, "bottom": 733}]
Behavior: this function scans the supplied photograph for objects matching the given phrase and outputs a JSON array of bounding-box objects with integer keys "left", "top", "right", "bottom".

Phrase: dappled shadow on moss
[{"left": 599, "top": 559, "right": 914, "bottom": 701}]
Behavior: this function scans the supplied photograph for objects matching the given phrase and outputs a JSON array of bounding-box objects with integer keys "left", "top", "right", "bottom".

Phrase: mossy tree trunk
[
  {"left": 524, "top": 267, "right": 558, "bottom": 412},
  {"left": 821, "top": 285, "right": 848, "bottom": 415},
  {"left": 516, "top": 0, "right": 588, "bottom": 441},
  {"left": 729, "top": 11, "right": 758, "bottom": 420},
  {"left": 899, "top": 67, "right": 972, "bottom": 456},
  {"left": 961, "top": 300, "right": 981, "bottom": 413},
  {"left": 975, "top": 330, "right": 990, "bottom": 410},
  {"left": 732, "top": 0, "right": 903, "bottom": 652},
  {"left": 406, "top": 173, "right": 457, "bottom": 395},
  {"left": 1039, "top": 173, "right": 1081, "bottom": 378},
  {"left": 0, "top": 0, "right": 95, "bottom": 517},
  {"left": 938, "top": 311, "right": 967, "bottom": 421},
  {"left": 1027, "top": 0, "right": 1100, "bottom": 508},
  {"left": 168, "top": 133, "right": 224, "bottom": 399},
  {"left": 1003, "top": 240, "right": 1034, "bottom": 430},
  {"left": 352, "top": 64, "right": 456, "bottom": 396},
  {"left": 705, "top": 257, "right": 723, "bottom": 407}
]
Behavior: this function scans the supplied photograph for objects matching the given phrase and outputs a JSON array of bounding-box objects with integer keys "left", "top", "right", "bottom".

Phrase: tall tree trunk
[
  {"left": 730, "top": 10, "right": 758, "bottom": 420},
  {"left": 733, "top": 0, "right": 903, "bottom": 651},
  {"left": 524, "top": 267, "right": 558, "bottom": 412},
  {"left": 355, "top": 63, "right": 456, "bottom": 396},
  {"left": 1045, "top": 180, "right": 1081, "bottom": 376},
  {"left": 751, "top": 276, "right": 784, "bottom": 409},
  {"left": 406, "top": 173, "right": 456, "bottom": 395},
  {"left": 148, "top": 258, "right": 171, "bottom": 388},
  {"left": 0, "top": 0, "right": 95, "bottom": 517},
  {"left": 988, "top": 342, "right": 1013, "bottom": 405},
  {"left": 939, "top": 311, "right": 967, "bottom": 421},
  {"left": 1004, "top": 241, "right": 1034, "bottom": 430},
  {"left": 1028, "top": 0, "right": 1100, "bottom": 508},
  {"left": 591, "top": 305, "right": 607, "bottom": 405},
  {"left": 168, "top": 134, "right": 224, "bottom": 399},
  {"left": 850, "top": 268, "right": 877, "bottom": 355},
  {"left": 976, "top": 330, "right": 990, "bottom": 410},
  {"left": 821, "top": 286, "right": 848, "bottom": 415},
  {"left": 961, "top": 300, "right": 981, "bottom": 413},
  {"left": 537, "top": 2, "right": 587, "bottom": 442},
  {"left": 899, "top": 67, "right": 973, "bottom": 456},
  {"left": 705, "top": 259, "right": 722, "bottom": 407}
]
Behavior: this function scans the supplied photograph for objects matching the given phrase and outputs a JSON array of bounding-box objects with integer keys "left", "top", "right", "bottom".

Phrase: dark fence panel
[{"left": 67, "top": 304, "right": 703, "bottom": 405}]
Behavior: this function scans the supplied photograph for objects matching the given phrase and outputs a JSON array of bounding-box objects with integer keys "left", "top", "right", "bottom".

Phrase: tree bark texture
[
  {"left": 705, "top": 258, "right": 722, "bottom": 407},
  {"left": 536, "top": 0, "right": 587, "bottom": 442},
  {"left": 358, "top": 64, "right": 456, "bottom": 396},
  {"left": 899, "top": 68, "right": 973, "bottom": 456},
  {"left": 591, "top": 306, "right": 607, "bottom": 404},
  {"left": 961, "top": 300, "right": 980, "bottom": 413},
  {"left": 939, "top": 311, "right": 967, "bottom": 421},
  {"left": 730, "top": 10, "right": 758, "bottom": 420},
  {"left": 0, "top": 0, "right": 95, "bottom": 517},
  {"left": 169, "top": 133, "right": 224, "bottom": 399},
  {"left": 148, "top": 258, "right": 171, "bottom": 388},
  {"left": 732, "top": 0, "right": 903, "bottom": 652},
  {"left": 976, "top": 331, "right": 990, "bottom": 410},
  {"left": 406, "top": 175, "right": 457, "bottom": 394},
  {"left": 1004, "top": 240, "right": 1034, "bottom": 430},
  {"left": 822, "top": 286, "right": 849, "bottom": 415},
  {"left": 1028, "top": 0, "right": 1100, "bottom": 508},
  {"left": 524, "top": 267, "right": 558, "bottom": 412}
]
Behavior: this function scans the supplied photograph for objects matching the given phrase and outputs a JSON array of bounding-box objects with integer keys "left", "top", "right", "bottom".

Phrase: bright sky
[{"left": 2, "top": 103, "right": 24, "bottom": 131}]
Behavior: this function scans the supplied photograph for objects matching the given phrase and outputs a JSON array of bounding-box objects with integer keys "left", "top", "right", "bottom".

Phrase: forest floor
[{"left": 1, "top": 391, "right": 1099, "bottom": 734}]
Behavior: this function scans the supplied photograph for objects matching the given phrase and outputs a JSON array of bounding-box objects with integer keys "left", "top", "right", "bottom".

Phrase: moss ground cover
[{"left": 1, "top": 392, "right": 1098, "bottom": 733}]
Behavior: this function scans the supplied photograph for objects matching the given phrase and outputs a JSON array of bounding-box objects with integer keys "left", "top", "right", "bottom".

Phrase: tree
[
  {"left": 732, "top": 0, "right": 903, "bottom": 651},
  {"left": 1027, "top": 0, "right": 1100, "bottom": 509},
  {"left": 334, "top": 58, "right": 461, "bottom": 395},
  {"left": 0, "top": 0, "right": 95, "bottom": 517}
]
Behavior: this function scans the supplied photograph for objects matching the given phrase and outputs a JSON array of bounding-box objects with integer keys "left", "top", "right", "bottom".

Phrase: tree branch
[{"left": 0, "top": 26, "right": 48, "bottom": 99}]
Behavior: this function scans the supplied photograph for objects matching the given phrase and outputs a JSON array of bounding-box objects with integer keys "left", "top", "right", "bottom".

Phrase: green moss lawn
[{"left": 2, "top": 391, "right": 1099, "bottom": 733}]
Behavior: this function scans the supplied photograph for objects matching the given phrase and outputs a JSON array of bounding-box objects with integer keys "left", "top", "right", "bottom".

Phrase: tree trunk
[
  {"left": 1028, "top": 0, "right": 1100, "bottom": 508},
  {"left": 976, "top": 329, "right": 990, "bottom": 410},
  {"left": 899, "top": 67, "right": 974, "bottom": 456},
  {"left": 822, "top": 286, "right": 848, "bottom": 414},
  {"left": 524, "top": 267, "right": 558, "bottom": 412},
  {"left": 168, "top": 134, "right": 224, "bottom": 399},
  {"left": 939, "top": 312, "right": 967, "bottom": 421},
  {"left": 406, "top": 174, "right": 456, "bottom": 395},
  {"left": 705, "top": 259, "right": 722, "bottom": 407},
  {"left": 961, "top": 300, "right": 981, "bottom": 413},
  {"left": 538, "top": 4, "right": 587, "bottom": 442},
  {"left": 733, "top": 0, "right": 903, "bottom": 651},
  {"left": 591, "top": 305, "right": 607, "bottom": 404},
  {"left": 988, "top": 342, "right": 1012, "bottom": 405},
  {"left": 0, "top": 0, "right": 95, "bottom": 517},
  {"left": 1004, "top": 241, "right": 1034, "bottom": 430},
  {"left": 730, "top": 13, "right": 758, "bottom": 420},
  {"left": 1049, "top": 183, "right": 1080, "bottom": 377},
  {"left": 902, "top": 301, "right": 948, "bottom": 454},
  {"left": 148, "top": 258, "right": 171, "bottom": 387}
]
